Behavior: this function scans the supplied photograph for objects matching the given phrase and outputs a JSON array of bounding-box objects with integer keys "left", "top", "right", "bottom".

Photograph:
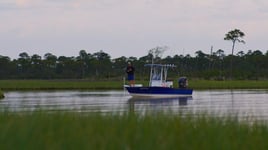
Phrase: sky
[{"left": 1, "top": 0, "right": 268, "bottom": 59}]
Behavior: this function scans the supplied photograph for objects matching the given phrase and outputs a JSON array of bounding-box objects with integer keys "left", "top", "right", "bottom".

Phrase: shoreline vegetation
[
  {"left": 0, "top": 90, "right": 4, "bottom": 99},
  {"left": 0, "top": 79, "right": 268, "bottom": 91},
  {"left": 1, "top": 111, "right": 268, "bottom": 149}
]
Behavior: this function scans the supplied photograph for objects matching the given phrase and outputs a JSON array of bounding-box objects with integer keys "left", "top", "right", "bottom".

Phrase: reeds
[
  {"left": 0, "top": 80, "right": 124, "bottom": 90},
  {"left": 190, "top": 80, "right": 268, "bottom": 89},
  {"left": 1, "top": 111, "right": 268, "bottom": 150},
  {"left": 0, "top": 90, "right": 4, "bottom": 99},
  {"left": 1, "top": 80, "right": 268, "bottom": 90}
]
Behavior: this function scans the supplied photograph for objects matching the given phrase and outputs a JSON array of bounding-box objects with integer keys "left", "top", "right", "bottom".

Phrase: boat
[{"left": 124, "top": 64, "right": 193, "bottom": 98}]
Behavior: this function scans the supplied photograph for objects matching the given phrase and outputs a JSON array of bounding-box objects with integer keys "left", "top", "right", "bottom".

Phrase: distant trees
[
  {"left": 224, "top": 29, "right": 246, "bottom": 79},
  {"left": 1, "top": 27, "right": 268, "bottom": 81},
  {"left": 224, "top": 29, "right": 245, "bottom": 56},
  {"left": 148, "top": 46, "right": 168, "bottom": 63},
  {"left": 0, "top": 49, "right": 268, "bottom": 80}
]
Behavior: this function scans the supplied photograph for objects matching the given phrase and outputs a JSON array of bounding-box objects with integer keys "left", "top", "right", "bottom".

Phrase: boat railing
[
  {"left": 145, "top": 63, "right": 176, "bottom": 88},
  {"left": 151, "top": 80, "right": 173, "bottom": 88}
]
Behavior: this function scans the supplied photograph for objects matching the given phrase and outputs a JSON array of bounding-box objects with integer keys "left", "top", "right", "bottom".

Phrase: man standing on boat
[{"left": 126, "top": 62, "right": 135, "bottom": 87}]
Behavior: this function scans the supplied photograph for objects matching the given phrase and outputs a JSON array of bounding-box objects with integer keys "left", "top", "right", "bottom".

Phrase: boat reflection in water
[{"left": 128, "top": 96, "right": 193, "bottom": 114}]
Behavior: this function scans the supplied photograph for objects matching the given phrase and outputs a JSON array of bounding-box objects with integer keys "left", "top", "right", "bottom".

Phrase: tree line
[
  {"left": 0, "top": 49, "right": 268, "bottom": 80},
  {"left": 0, "top": 29, "right": 267, "bottom": 80}
]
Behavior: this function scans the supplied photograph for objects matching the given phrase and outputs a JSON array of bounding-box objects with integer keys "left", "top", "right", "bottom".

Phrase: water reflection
[
  {"left": 128, "top": 96, "right": 193, "bottom": 105},
  {"left": 0, "top": 91, "right": 128, "bottom": 112},
  {"left": 128, "top": 96, "right": 193, "bottom": 114},
  {"left": 1, "top": 90, "right": 268, "bottom": 121}
]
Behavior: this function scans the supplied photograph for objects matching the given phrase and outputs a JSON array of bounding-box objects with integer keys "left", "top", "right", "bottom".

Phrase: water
[{"left": 1, "top": 90, "right": 268, "bottom": 121}]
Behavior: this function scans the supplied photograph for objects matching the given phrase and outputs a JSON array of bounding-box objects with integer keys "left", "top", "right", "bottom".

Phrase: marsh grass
[
  {"left": 0, "top": 90, "right": 4, "bottom": 99},
  {"left": 0, "top": 80, "right": 124, "bottom": 90},
  {"left": 190, "top": 80, "right": 268, "bottom": 89},
  {"left": 0, "top": 80, "right": 268, "bottom": 90},
  {"left": 1, "top": 111, "right": 268, "bottom": 150}
]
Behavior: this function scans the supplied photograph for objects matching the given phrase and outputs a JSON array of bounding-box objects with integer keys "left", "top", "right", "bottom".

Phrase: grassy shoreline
[
  {"left": 0, "top": 79, "right": 268, "bottom": 91},
  {"left": 0, "top": 111, "right": 268, "bottom": 149},
  {"left": 0, "top": 90, "right": 4, "bottom": 99}
]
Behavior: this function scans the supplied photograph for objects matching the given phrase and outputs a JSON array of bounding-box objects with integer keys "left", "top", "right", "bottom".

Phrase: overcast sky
[{"left": 1, "top": 0, "right": 268, "bottom": 59}]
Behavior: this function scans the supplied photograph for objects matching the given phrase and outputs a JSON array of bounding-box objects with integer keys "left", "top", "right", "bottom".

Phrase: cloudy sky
[{"left": 1, "top": 0, "right": 268, "bottom": 59}]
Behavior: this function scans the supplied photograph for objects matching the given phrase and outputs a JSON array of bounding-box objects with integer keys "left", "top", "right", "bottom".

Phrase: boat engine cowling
[{"left": 178, "top": 77, "right": 188, "bottom": 88}]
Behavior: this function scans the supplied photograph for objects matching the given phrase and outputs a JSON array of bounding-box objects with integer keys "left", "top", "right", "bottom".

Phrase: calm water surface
[{"left": 1, "top": 90, "right": 268, "bottom": 120}]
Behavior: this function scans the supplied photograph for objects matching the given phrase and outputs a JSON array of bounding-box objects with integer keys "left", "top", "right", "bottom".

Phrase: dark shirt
[{"left": 126, "top": 66, "right": 135, "bottom": 75}]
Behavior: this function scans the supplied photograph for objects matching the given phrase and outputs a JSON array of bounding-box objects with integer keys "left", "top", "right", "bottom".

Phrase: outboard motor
[{"left": 178, "top": 77, "right": 188, "bottom": 88}]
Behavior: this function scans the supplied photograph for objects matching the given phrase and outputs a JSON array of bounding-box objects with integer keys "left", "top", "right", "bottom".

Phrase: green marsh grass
[
  {"left": 0, "top": 90, "right": 4, "bottom": 99},
  {"left": 0, "top": 80, "right": 124, "bottom": 90},
  {"left": 190, "top": 80, "right": 268, "bottom": 89},
  {"left": 0, "top": 80, "right": 268, "bottom": 90},
  {"left": 1, "top": 111, "right": 268, "bottom": 150}
]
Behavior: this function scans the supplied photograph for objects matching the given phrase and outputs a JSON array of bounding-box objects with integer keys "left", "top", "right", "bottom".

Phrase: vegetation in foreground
[
  {"left": 0, "top": 90, "right": 4, "bottom": 99},
  {"left": 0, "top": 80, "right": 268, "bottom": 91},
  {"left": 0, "top": 111, "right": 268, "bottom": 150}
]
